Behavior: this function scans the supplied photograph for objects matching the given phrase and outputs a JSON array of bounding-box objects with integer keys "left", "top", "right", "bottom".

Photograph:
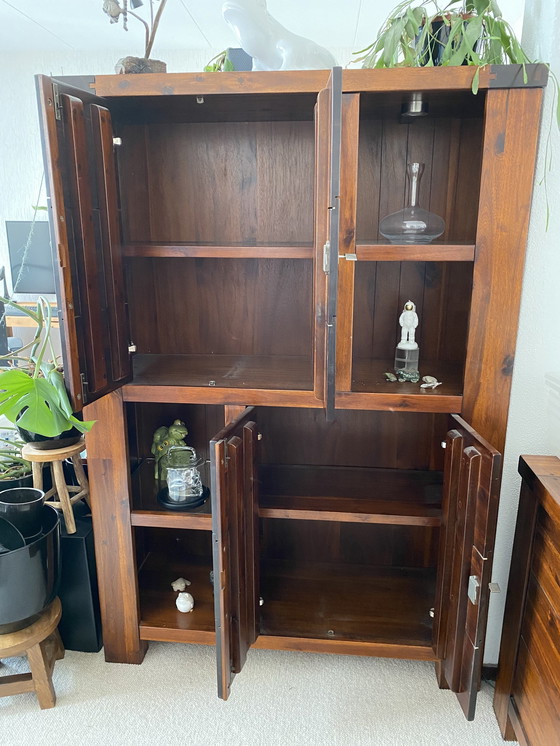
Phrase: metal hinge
[
  {"left": 80, "top": 373, "right": 89, "bottom": 404},
  {"left": 113, "top": 136, "right": 123, "bottom": 147},
  {"left": 53, "top": 83, "right": 62, "bottom": 121},
  {"left": 128, "top": 341, "right": 137, "bottom": 354},
  {"left": 323, "top": 241, "right": 330, "bottom": 273}
]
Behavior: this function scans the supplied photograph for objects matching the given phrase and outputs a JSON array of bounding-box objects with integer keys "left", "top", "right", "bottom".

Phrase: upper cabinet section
[
  {"left": 40, "top": 67, "right": 547, "bottom": 417},
  {"left": 93, "top": 72, "right": 328, "bottom": 257},
  {"left": 355, "top": 89, "right": 484, "bottom": 247}
]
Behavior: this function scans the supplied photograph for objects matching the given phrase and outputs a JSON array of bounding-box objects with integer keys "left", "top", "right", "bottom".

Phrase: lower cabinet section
[
  {"left": 135, "top": 529, "right": 215, "bottom": 644},
  {"left": 85, "top": 395, "right": 500, "bottom": 719}
]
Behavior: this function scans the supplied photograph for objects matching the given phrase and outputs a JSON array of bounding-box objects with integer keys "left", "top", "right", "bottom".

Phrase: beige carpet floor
[{"left": 1, "top": 642, "right": 512, "bottom": 746}]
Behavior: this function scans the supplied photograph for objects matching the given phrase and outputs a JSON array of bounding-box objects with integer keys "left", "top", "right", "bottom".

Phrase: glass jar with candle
[{"left": 156, "top": 446, "right": 208, "bottom": 510}]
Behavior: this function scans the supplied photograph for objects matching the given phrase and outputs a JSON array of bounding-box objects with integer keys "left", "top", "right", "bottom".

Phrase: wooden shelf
[
  {"left": 334, "top": 359, "right": 462, "bottom": 413},
  {"left": 259, "top": 465, "right": 442, "bottom": 526},
  {"left": 138, "top": 552, "right": 216, "bottom": 644},
  {"left": 123, "top": 242, "right": 314, "bottom": 259},
  {"left": 354, "top": 243, "right": 475, "bottom": 262},
  {"left": 124, "top": 354, "right": 318, "bottom": 406},
  {"left": 130, "top": 460, "right": 212, "bottom": 530},
  {"left": 259, "top": 560, "right": 436, "bottom": 651}
]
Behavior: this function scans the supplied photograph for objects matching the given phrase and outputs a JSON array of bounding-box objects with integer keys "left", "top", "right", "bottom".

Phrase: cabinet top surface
[
  {"left": 48, "top": 63, "right": 548, "bottom": 99},
  {"left": 519, "top": 455, "right": 560, "bottom": 519}
]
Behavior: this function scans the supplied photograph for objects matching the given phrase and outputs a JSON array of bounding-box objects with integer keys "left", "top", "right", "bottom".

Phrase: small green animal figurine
[{"left": 151, "top": 419, "right": 189, "bottom": 479}]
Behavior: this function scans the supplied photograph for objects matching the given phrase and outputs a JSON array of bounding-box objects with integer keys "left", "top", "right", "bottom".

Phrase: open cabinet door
[
  {"left": 36, "top": 75, "right": 131, "bottom": 411},
  {"left": 314, "top": 67, "right": 342, "bottom": 418},
  {"left": 210, "top": 408, "right": 259, "bottom": 700},
  {"left": 434, "top": 414, "right": 501, "bottom": 720}
]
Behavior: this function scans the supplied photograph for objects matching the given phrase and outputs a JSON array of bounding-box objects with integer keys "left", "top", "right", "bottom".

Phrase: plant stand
[
  {"left": 22, "top": 440, "right": 89, "bottom": 534},
  {"left": 0, "top": 597, "right": 64, "bottom": 709}
]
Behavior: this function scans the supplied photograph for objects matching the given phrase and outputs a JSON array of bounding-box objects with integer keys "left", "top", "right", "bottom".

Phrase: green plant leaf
[
  {"left": 382, "top": 17, "right": 407, "bottom": 66},
  {"left": 0, "top": 368, "right": 76, "bottom": 437},
  {"left": 46, "top": 368, "right": 74, "bottom": 418},
  {"left": 0, "top": 364, "right": 94, "bottom": 436},
  {"left": 471, "top": 66, "right": 480, "bottom": 94},
  {"left": 463, "top": 16, "right": 483, "bottom": 54}
]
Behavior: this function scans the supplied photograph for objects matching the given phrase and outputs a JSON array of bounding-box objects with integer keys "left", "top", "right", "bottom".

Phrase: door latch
[
  {"left": 468, "top": 575, "right": 481, "bottom": 605},
  {"left": 79, "top": 373, "right": 89, "bottom": 404},
  {"left": 323, "top": 241, "right": 330, "bottom": 274}
]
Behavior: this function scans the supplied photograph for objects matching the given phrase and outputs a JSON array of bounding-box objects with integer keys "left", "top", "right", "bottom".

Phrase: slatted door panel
[
  {"left": 90, "top": 104, "right": 131, "bottom": 385},
  {"left": 36, "top": 76, "right": 131, "bottom": 410},
  {"left": 434, "top": 414, "right": 501, "bottom": 720},
  {"left": 313, "top": 67, "right": 342, "bottom": 417},
  {"left": 210, "top": 409, "right": 259, "bottom": 700}
]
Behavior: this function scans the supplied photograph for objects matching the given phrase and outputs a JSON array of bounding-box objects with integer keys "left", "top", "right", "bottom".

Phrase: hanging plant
[{"left": 352, "top": 1, "right": 545, "bottom": 93}]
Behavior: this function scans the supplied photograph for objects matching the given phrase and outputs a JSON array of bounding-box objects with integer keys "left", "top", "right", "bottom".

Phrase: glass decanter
[{"left": 379, "top": 162, "right": 445, "bottom": 244}]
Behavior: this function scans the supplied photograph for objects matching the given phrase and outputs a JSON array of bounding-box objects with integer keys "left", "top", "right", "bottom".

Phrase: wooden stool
[
  {"left": 22, "top": 440, "right": 89, "bottom": 534},
  {"left": 0, "top": 598, "right": 64, "bottom": 709}
]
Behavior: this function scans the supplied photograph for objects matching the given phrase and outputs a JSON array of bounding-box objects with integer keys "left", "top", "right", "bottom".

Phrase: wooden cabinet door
[
  {"left": 314, "top": 67, "right": 342, "bottom": 416},
  {"left": 434, "top": 414, "right": 501, "bottom": 720},
  {"left": 36, "top": 75, "right": 131, "bottom": 411},
  {"left": 210, "top": 408, "right": 259, "bottom": 700}
]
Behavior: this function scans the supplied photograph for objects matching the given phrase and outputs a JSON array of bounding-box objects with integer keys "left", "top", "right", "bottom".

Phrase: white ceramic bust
[
  {"left": 398, "top": 301, "right": 419, "bottom": 349},
  {"left": 222, "top": 0, "right": 337, "bottom": 71}
]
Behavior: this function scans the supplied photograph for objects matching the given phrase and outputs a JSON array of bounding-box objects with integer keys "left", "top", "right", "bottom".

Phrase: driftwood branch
[
  {"left": 127, "top": 9, "right": 150, "bottom": 57},
  {"left": 146, "top": 0, "right": 168, "bottom": 58}
]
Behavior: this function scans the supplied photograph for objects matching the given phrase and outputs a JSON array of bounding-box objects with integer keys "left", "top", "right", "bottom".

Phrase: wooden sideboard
[{"left": 494, "top": 456, "right": 560, "bottom": 744}]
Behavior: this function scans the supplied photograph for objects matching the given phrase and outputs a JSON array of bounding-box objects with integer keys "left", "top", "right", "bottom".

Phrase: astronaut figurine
[
  {"left": 395, "top": 300, "right": 420, "bottom": 382},
  {"left": 398, "top": 301, "right": 418, "bottom": 349}
]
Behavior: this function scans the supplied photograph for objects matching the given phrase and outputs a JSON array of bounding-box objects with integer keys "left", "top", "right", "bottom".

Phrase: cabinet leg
[
  {"left": 435, "top": 661, "right": 450, "bottom": 690},
  {"left": 504, "top": 713, "right": 517, "bottom": 741}
]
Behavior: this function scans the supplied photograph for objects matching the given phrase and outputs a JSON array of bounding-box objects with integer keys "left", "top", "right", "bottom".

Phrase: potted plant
[
  {"left": 0, "top": 296, "right": 94, "bottom": 449},
  {"left": 103, "top": 0, "right": 168, "bottom": 73},
  {"left": 0, "top": 428, "right": 32, "bottom": 488},
  {"left": 352, "top": 0, "right": 537, "bottom": 92}
]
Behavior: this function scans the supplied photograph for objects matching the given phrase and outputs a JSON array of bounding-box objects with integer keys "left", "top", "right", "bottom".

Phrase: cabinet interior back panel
[
  {"left": 118, "top": 121, "right": 315, "bottom": 245},
  {"left": 126, "top": 258, "right": 313, "bottom": 357},
  {"left": 352, "top": 261, "right": 473, "bottom": 364},
  {"left": 261, "top": 519, "right": 438, "bottom": 569},
  {"left": 257, "top": 408, "right": 447, "bottom": 471},
  {"left": 356, "top": 117, "right": 483, "bottom": 244}
]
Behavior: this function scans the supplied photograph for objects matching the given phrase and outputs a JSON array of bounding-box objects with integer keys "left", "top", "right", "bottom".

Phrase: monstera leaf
[{"left": 0, "top": 368, "right": 94, "bottom": 438}]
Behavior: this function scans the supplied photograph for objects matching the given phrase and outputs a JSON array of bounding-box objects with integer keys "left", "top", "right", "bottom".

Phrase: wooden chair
[
  {"left": 22, "top": 440, "right": 89, "bottom": 534},
  {"left": 0, "top": 598, "right": 64, "bottom": 709}
]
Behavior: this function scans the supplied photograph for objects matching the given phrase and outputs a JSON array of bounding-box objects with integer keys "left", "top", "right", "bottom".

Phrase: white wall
[{"left": 483, "top": 0, "right": 560, "bottom": 663}]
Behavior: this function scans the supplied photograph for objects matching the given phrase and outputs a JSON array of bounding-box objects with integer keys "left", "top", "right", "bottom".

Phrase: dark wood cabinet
[
  {"left": 36, "top": 65, "right": 546, "bottom": 719},
  {"left": 494, "top": 456, "right": 560, "bottom": 744}
]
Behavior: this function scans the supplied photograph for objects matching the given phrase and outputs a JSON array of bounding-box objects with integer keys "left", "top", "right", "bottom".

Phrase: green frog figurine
[{"left": 151, "top": 419, "right": 189, "bottom": 480}]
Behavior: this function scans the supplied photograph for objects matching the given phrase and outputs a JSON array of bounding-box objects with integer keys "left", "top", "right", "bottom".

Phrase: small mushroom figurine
[
  {"left": 171, "top": 577, "right": 191, "bottom": 592},
  {"left": 176, "top": 592, "right": 195, "bottom": 613}
]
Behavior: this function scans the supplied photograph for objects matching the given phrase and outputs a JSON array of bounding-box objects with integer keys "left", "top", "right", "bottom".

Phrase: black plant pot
[
  {"left": 17, "top": 425, "right": 82, "bottom": 451},
  {"left": 0, "top": 504, "right": 60, "bottom": 633},
  {"left": 0, "top": 473, "right": 34, "bottom": 490},
  {"left": 418, "top": 17, "right": 480, "bottom": 67},
  {"left": 0, "top": 487, "right": 45, "bottom": 539}
]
